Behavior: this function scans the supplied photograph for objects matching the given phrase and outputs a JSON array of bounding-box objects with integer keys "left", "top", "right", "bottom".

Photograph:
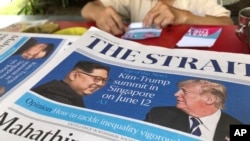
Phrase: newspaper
[
  {"left": 0, "top": 32, "right": 79, "bottom": 101},
  {"left": 0, "top": 27, "right": 250, "bottom": 141}
]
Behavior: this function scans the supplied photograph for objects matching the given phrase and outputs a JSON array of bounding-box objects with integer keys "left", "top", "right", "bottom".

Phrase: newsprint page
[
  {"left": 0, "top": 32, "right": 71, "bottom": 99},
  {"left": 0, "top": 27, "right": 250, "bottom": 141}
]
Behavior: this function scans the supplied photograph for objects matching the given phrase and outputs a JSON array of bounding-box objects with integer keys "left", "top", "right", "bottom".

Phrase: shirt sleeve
[{"left": 173, "top": 0, "right": 231, "bottom": 17}]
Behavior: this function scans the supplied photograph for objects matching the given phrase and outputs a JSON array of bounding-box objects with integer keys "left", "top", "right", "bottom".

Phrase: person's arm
[
  {"left": 179, "top": 10, "right": 233, "bottom": 25},
  {"left": 81, "top": 0, "right": 126, "bottom": 35},
  {"left": 143, "top": 1, "right": 233, "bottom": 28}
]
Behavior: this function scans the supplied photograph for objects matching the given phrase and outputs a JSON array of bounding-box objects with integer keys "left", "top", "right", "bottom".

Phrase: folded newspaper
[{"left": 0, "top": 27, "right": 249, "bottom": 141}]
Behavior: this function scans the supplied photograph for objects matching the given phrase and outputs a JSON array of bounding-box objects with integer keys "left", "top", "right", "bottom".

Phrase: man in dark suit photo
[
  {"left": 32, "top": 61, "right": 110, "bottom": 108},
  {"left": 144, "top": 79, "right": 242, "bottom": 141},
  {"left": 13, "top": 37, "right": 54, "bottom": 60}
]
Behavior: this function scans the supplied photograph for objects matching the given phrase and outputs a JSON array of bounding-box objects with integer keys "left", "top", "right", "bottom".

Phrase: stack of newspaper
[{"left": 0, "top": 27, "right": 249, "bottom": 141}]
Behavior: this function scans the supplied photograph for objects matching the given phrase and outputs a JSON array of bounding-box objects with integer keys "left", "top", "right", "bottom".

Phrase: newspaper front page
[
  {"left": 0, "top": 27, "right": 249, "bottom": 141},
  {"left": 0, "top": 32, "right": 78, "bottom": 101}
]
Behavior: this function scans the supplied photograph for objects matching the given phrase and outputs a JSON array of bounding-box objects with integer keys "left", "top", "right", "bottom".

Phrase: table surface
[
  {"left": 0, "top": 15, "right": 83, "bottom": 28},
  {"left": 54, "top": 20, "right": 250, "bottom": 54},
  {"left": 0, "top": 15, "right": 249, "bottom": 54}
]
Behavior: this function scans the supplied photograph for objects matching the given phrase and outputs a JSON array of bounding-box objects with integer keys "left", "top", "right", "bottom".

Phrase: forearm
[
  {"left": 81, "top": 1, "right": 104, "bottom": 21},
  {"left": 178, "top": 10, "right": 234, "bottom": 25}
]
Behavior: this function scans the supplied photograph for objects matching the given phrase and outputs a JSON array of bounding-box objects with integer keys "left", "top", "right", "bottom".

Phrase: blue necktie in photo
[{"left": 190, "top": 117, "right": 201, "bottom": 136}]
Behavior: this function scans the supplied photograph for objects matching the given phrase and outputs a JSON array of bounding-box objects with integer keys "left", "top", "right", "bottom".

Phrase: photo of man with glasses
[{"left": 32, "top": 61, "right": 110, "bottom": 108}]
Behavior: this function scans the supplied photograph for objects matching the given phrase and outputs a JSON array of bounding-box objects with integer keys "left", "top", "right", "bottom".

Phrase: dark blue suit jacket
[
  {"left": 32, "top": 80, "right": 85, "bottom": 108},
  {"left": 144, "top": 106, "right": 242, "bottom": 141}
]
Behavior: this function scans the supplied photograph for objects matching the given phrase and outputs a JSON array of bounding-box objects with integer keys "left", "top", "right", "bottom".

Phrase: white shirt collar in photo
[{"left": 189, "top": 110, "right": 221, "bottom": 141}]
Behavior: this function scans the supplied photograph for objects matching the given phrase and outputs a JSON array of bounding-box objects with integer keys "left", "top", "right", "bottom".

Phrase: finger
[
  {"left": 144, "top": 10, "right": 161, "bottom": 27},
  {"left": 96, "top": 7, "right": 123, "bottom": 34},
  {"left": 160, "top": 18, "right": 172, "bottom": 28},
  {"left": 111, "top": 12, "right": 126, "bottom": 31},
  {"left": 105, "top": 18, "right": 123, "bottom": 35},
  {"left": 104, "top": 8, "right": 125, "bottom": 34},
  {"left": 97, "top": 22, "right": 112, "bottom": 33},
  {"left": 153, "top": 11, "right": 174, "bottom": 28},
  {"left": 98, "top": 16, "right": 123, "bottom": 34},
  {"left": 152, "top": 14, "right": 168, "bottom": 28},
  {"left": 143, "top": 2, "right": 164, "bottom": 27}
]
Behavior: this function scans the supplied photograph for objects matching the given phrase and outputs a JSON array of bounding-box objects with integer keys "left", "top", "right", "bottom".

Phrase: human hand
[
  {"left": 94, "top": 6, "right": 126, "bottom": 35},
  {"left": 143, "top": 0, "right": 233, "bottom": 27},
  {"left": 143, "top": 1, "right": 186, "bottom": 28}
]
